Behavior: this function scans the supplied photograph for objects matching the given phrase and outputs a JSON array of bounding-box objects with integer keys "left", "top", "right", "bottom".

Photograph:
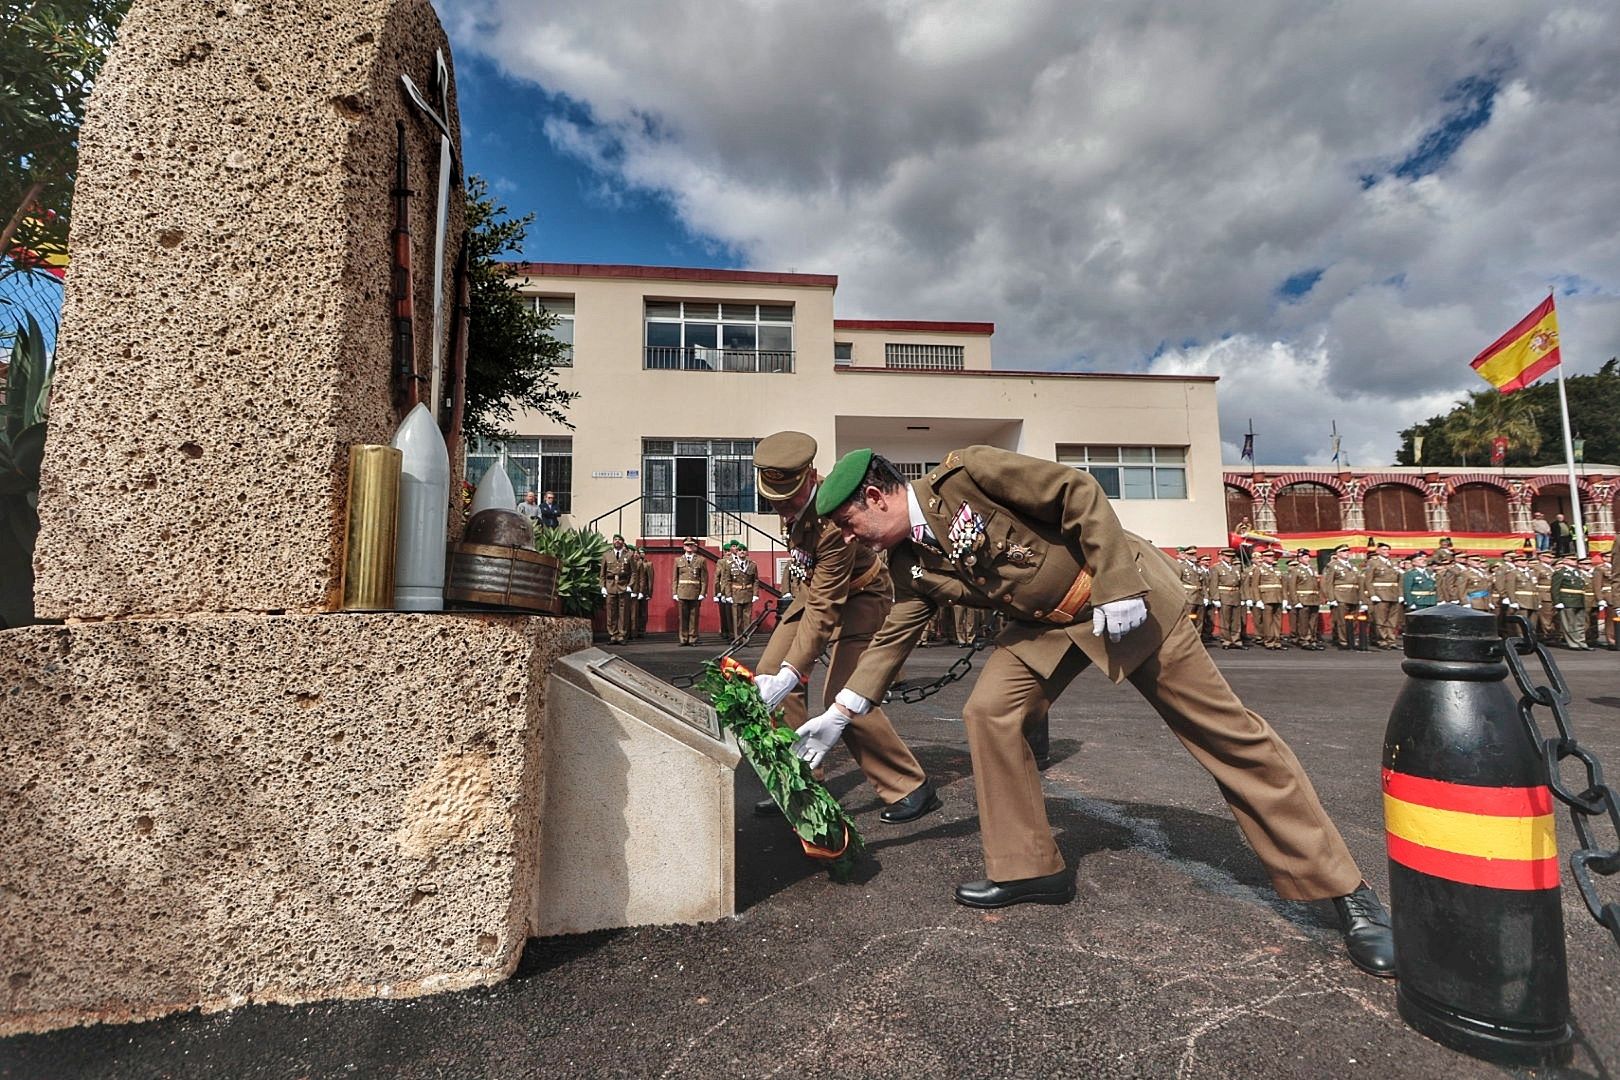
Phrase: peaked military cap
[
  {"left": 682, "top": 536, "right": 698, "bottom": 547},
  {"left": 755, "top": 431, "right": 817, "bottom": 501},
  {"left": 816, "top": 449, "right": 875, "bottom": 516}
]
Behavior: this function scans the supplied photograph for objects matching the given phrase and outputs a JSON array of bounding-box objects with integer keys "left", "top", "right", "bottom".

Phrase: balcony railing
[{"left": 644, "top": 346, "right": 794, "bottom": 373}]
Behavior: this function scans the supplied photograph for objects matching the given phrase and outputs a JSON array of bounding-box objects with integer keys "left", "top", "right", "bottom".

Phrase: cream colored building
[{"left": 479, "top": 262, "right": 1229, "bottom": 555}]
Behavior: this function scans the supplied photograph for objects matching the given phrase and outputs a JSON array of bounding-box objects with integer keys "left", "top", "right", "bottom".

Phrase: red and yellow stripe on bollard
[{"left": 1382, "top": 768, "right": 1558, "bottom": 890}]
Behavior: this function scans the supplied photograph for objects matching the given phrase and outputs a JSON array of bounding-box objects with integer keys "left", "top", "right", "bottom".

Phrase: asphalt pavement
[{"left": 6, "top": 633, "right": 1619, "bottom": 1079}]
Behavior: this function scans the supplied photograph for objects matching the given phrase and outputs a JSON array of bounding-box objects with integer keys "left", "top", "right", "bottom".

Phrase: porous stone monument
[{"left": 0, "top": 0, "right": 591, "bottom": 1035}]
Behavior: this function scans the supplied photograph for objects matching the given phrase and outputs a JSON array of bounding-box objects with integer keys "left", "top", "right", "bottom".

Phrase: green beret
[{"left": 815, "top": 448, "right": 874, "bottom": 516}]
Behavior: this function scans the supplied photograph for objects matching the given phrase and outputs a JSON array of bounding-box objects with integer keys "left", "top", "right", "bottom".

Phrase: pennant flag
[
  {"left": 1413, "top": 435, "right": 1424, "bottom": 464},
  {"left": 1471, "top": 296, "right": 1561, "bottom": 394},
  {"left": 1491, "top": 436, "right": 1508, "bottom": 465},
  {"left": 1240, "top": 433, "right": 1254, "bottom": 461},
  {"left": 1331, "top": 433, "right": 1342, "bottom": 465}
]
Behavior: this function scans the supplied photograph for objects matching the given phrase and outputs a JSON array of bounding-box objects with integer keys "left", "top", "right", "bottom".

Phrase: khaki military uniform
[
  {"left": 1531, "top": 558, "right": 1557, "bottom": 639},
  {"left": 600, "top": 546, "right": 635, "bottom": 644},
  {"left": 757, "top": 494, "right": 927, "bottom": 803},
  {"left": 1245, "top": 560, "right": 1288, "bottom": 649},
  {"left": 672, "top": 551, "right": 708, "bottom": 644},
  {"left": 1177, "top": 556, "right": 1205, "bottom": 638},
  {"left": 1461, "top": 565, "right": 1494, "bottom": 612},
  {"left": 1435, "top": 561, "right": 1467, "bottom": 605},
  {"left": 842, "top": 448, "right": 1361, "bottom": 897},
  {"left": 1286, "top": 560, "right": 1323, "bottom": 646},
  {"left": 631, "top": 553, "right": 651, "bottom": 638},
  {"left": 1504, "top": 562, "right": 1540, "bottom": 635},
  {"left": 1213, "top": 560, "right": 1247, "bottom": 647},
  {"left": 1593, "top": 561, "right": 1615, "bottom": 648},
  {"left": 725, "top": 552, "right": 761, "bottom": 638},
  {"left": 1359, "top": 554, "right": 1403, "bottom": 649},
  {"left": 1323, "top": 557, "right": 1363, "bottom": 647}
]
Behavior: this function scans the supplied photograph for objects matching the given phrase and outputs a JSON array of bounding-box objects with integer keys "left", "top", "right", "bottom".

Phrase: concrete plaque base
[
  {"left": 0, "top": 612, "right": 589, "bottom": 1036},
  {"left": 534, "top": 649, "right": 739, "bottom": 937}
]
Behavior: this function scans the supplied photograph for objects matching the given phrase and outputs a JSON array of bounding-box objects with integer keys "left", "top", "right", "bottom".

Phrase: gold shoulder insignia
[{"left": 939, "top": 450, "right": 963, "bottom": 471}]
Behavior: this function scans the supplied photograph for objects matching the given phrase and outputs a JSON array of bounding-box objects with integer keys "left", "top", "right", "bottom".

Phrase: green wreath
[{"left": 698, "top": 660, "right": 865, "bottom": 881}]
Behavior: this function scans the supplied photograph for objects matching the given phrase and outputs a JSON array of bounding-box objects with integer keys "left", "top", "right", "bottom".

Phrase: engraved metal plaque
[{"left": 588, "top": 656, "right": 722, "bottom": 741}]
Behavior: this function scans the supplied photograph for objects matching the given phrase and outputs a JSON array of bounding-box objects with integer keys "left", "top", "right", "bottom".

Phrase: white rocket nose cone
[
  {"left": 470, "top": 456, "right": 518, "bottom": 515},
  {"left": 391, "top": 403, "right": 451, "bottom": 611}
]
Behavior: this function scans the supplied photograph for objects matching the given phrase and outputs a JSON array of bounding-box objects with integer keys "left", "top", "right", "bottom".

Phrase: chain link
[
  {"left": 1501, "top": 614, "right": 1620, "bottom": 951},
  {"left": 884, "top": 633, "right": 995, "bottom": 705}
]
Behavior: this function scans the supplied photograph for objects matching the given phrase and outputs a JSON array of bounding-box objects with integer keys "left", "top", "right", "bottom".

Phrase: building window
[
  {"left": 834, "top": 341, "right": 853, "bottom": 365},
  {"left": 467, "top": 436, "right": 573, "bottom": 511},
  {"left": 884, "top": 343, "right": 963, "bottom": 370},
  {"left": 530, "top": 296, "right": 574, "bottom": 366},
  {"left": 1057, "top": 445, "right": 1187, "bottom": 500},
  {"left": 644, "top": 301, "right": 793, "bottom": 373}
]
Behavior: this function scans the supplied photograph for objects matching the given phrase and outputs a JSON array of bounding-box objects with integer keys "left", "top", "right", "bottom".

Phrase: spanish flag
[{"left": 1470, "top": 295, "right": 1561, "bottom": 394}]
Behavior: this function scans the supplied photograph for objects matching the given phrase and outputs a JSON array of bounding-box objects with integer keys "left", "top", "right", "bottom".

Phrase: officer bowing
[{"left": 812, "top": 446, "right": 1395, "bottom": 978}]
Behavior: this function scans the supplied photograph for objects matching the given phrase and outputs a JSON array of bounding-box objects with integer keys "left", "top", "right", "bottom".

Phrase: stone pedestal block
[
  {"left": 0, "top": 612, "right": 589, "bottom": 1036},
  {"left": 34, "top": 0, "right": 464, "bottom": 619}
]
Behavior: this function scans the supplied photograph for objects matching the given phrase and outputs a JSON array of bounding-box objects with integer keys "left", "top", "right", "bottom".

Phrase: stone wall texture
[
  {"left": 34, "top": 0, "right": 465, "bottom": 619},
  {"left": 0, "top": 612, "right": 591, "bottom": 1035}
]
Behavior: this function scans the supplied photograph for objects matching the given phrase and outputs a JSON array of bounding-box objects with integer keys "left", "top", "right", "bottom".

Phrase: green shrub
[
  {"left": 531, "top": 526, "right": 608, "bottom": 618},
  {"left": 1, "top": 313, "right": 50, "bottom": 628}
]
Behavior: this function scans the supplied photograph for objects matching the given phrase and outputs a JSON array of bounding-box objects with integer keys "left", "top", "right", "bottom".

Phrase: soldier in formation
[
  {"left": 1213, "top": 548, "right": 1248, "bottom": 649},
  {"left": 1176, "top": 546, "right": 1205, "bottom": 640},
  {"left": 672, "top": 537, "right": 708, "bottom": 646},
  {"left": 1592, "top": 552, "right": 1615, "bottom": 649},
  {"left": 1360, "top": 542, "right": 1403, "bottom": 650},
  {"left": 1552, "top": 554, "right": 1590, "bottom": 650},
  {"left": 1323, "top": 544, "right": 1363, "bottom": 649},
  {"left": 600, "top": 533, "right": 635, "bottom": 645},
  {"left": 629, "top": 544, "right": 651, "bottom": 640},
  {"left": 713, "top": 540, "right": 760, "bottom": 640},
  {"left": 1246, "top": 547, "right": 1289, "bottom": 650},
  {"left": 1285, "top": 548, "right": 1324, "bottom": 649},
  {"left": 1401, "top": 552, "right": 1438, "bottom": 615}
]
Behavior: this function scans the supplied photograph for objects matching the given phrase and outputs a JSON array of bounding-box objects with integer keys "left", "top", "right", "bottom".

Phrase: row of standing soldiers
[
  {"left": 599, "top": 536, "right": 764, "bottom": 646},
  {"left": 1176, "top": 543, "right": 1616, "bottom": 652}
]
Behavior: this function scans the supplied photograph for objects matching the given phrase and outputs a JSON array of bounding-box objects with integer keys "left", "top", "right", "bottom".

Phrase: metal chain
[
  {"left": 668, "top": 606, "right": 780, "bottom": 689},
  {"left": 1501, "top": 614, "right": 1620, "bottom": 951},
  {"left": 883, "top": 633, "right": 995, "bottom": 705}
]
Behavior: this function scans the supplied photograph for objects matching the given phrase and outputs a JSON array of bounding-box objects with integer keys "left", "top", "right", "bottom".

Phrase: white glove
[
  {"left": 1282, "top": 602, "right": 1292, "bottom": 610},
  {"left": 791, "top": 706, "right": 850, "bottom": 768},
  {"left": 1600, "top": 601, "right": 1609, "bottom": 610},
  {"left": 1092, "top": 596, "right": 1148, "bottom": 642},
  {"left": 601, "top": 587, "right": 607, "bottom": 596},
  {"left": 1329, "top": 600, "right": 1338, "bottom": 608},
  {"left": 1370, "top": 595, "right": 1382, "bottom": 603},
  {"left": 753, "top": 664, "right": 801, "bottom": 710},
  {"left": 1205, "top": 599, "right": 1215, "bottom": 607},
  {"left": 672, "top": 595, "right": 680, "bottom": 602},
  {"left": 1555, "top": 603, "right": 1565, "bottom": 610}
]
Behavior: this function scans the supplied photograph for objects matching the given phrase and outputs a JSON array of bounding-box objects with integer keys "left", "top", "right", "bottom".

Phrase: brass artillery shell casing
[{"left": 341, "top": 444, "right": 403, "bottom": 611}]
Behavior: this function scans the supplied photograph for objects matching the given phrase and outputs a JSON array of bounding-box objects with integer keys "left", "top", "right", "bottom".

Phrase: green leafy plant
[
  {"left": 0, "top": 312, "right": 51, "bottom": 627},
  {"left": 531, "top": 525, "right": 608, "bottom": 617},
  {"left": 697, "top": 660, "right": 865, "bottom": 881}
]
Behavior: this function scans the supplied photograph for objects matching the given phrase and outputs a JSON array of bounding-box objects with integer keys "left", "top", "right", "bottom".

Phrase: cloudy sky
[{"left": 437, "top": 0, "right": 1620, "bottom": 466}]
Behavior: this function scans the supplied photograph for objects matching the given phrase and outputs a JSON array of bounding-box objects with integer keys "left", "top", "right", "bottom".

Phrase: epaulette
[{"left": 927, "top": 449, "right": 966, "bottom": 484}]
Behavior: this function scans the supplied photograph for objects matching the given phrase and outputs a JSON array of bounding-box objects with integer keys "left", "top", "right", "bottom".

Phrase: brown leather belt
[
  {"left": 848, "top": 560, "right": 884, "bottom": 593},
  {"left": 1037, "top": 569, "right": 1093, "bottom": 625}
]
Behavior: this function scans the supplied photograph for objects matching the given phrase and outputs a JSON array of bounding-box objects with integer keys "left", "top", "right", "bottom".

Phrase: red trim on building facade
[
  {"left": 833, "top": 319, "right": 995, "bottom": 335},
  {"left": 508, "top": 262, "right": 838, "bottom": 289}
]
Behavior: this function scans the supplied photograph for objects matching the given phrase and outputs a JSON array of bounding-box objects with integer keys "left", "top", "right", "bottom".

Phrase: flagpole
[{"left": 1554, "top": 348, "right": 1588, "bottom": 559}]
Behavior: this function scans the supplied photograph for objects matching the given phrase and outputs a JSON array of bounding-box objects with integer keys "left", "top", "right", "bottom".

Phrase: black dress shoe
[
  {"left": 1332, "top": 882, "right": 1397, "bottom": 978},
  {"left": 880, "top": 781, "right": 942, "bottom": 823},
  {"left": 954, "top": 869, "right": 1075, "bottom": 909},
  {"left": 753, "top": 797, "right": 783, "bottom": 817}
]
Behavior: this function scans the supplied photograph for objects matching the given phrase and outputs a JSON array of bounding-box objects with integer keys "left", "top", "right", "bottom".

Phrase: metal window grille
[
  {"left": 884, "top": 343, "right": 964, "bottom": 370},
  {"left": 467, "top": 435, "right": 574, "bottom": 511}
]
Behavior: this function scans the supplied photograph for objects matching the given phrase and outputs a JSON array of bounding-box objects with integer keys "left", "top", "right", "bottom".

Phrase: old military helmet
[{"left": 754, "top": 431, "right": 817, "bottom": 501}]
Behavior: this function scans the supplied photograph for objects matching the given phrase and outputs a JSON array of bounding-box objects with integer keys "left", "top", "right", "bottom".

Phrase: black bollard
[{"left": 1383, "top": 605, "right": 1571, "bottom": 1067}]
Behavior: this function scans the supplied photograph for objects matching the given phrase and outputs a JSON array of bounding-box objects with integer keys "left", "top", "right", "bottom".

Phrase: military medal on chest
[
  {"left": 945, "top": 501, "right": 987, "bottom": 566},
  {"left": 1005, "top": 542, "right": 1034, "bottom": 566}
]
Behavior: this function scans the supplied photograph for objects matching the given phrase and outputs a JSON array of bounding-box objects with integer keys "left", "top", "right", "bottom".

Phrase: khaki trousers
[
  {"left": 1257, "top": 603, "right": 1282, "bottom": 646},
  {"left": 605, "top": 591, "right": 628, "bottom": 642},
  {"left": 1293, "top": 605, "right": 1320, "bottom": 644},
  {"left": 678, "top": 599, "right": 702, "bottom": 643},
  {"left": 1219, "top": 601, "right": 1243, "bottom": 644},
  {"left": 1369, "top": 601, "right": 1400, "bottom": 646},
  {"left": 634, "top": 598, "right": 648, "bottom": 638},
  {"left": 961, "top": 617, "right": 1362, "bottom": 899},
  {"left": 758, "top": 593, "right": 927, "bottom": 804},
  {"left": 1331, "top": 604, "right": 1353, "bottom": 646}
]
